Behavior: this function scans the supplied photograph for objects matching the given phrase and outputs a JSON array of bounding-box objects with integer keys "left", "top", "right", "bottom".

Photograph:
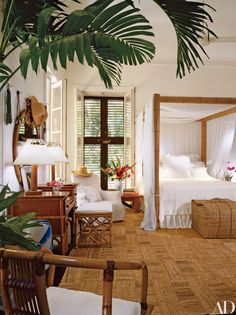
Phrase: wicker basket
[{"left": 192, "top": 198, "right": 236, "bottom": 238}]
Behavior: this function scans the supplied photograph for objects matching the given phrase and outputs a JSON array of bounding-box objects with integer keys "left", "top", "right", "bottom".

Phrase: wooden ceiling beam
[
  {"left": 158, "top": 96, "right": 236, "bottom": 104},
  {"left": 199, "top": 106, "right": 236, "bottom": 122}
]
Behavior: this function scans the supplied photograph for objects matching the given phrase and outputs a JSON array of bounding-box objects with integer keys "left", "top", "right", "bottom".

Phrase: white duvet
[{"left": 159, "top": 177, "right": 236, "bottom": 227}]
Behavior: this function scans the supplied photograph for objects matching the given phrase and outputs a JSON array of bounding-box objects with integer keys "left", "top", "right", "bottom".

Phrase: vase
[
  {"left": 53, "top": 186, "right": 61, "bottom": 193},
  {"left": 114, "top": 180, "right": 123, "bottom": 192}
]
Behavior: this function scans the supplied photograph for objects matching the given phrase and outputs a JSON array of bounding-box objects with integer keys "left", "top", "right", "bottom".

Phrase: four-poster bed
[{"left": 152, "top": 95, "right": 236, "bottom": 229}]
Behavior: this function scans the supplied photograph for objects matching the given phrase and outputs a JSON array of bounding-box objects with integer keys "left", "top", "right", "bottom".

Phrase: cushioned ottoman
[{"left": 192, "top": 198, "right": 236, "bottom": 238}]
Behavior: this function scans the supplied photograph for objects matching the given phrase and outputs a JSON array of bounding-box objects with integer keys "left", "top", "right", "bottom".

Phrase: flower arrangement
[
  {"left": 101, "top": 157, "right": 135, "bottom": 182},
  {"left": 47, "top": 180, "right": 63, "bottom": 191},
  {"left": 224, "top": 161, "right": 236, "bottom": 181}
]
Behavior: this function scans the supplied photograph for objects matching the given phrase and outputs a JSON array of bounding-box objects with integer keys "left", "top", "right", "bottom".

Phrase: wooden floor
[{"left": 60, "top": 210, "right": 236, "bottom": 315}]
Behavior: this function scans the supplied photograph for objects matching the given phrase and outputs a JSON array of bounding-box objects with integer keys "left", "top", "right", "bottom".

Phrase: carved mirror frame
[{"left": 12, "top": 99, "right": 41, "bottom": 186}]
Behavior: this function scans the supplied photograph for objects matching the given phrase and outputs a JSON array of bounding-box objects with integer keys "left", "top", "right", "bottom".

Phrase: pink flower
[
  {"left": 227, "top": 166, "right": 235, "bottom": 171},
  {"left": 47, "top": 180, "right": 63, "bottom": 188}
]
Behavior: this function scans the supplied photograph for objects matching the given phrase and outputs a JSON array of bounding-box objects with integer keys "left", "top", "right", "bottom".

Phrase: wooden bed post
[
  {"left": 153, "top": 94, "right": 160, "bottom": 229},
  {"left": 201, "top": 121, "right": 207, "bottom": 164}
]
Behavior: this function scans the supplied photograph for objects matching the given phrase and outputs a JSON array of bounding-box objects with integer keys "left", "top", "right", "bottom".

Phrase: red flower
[{"left": 101, "top": 157, "right": 136, "bottom": 182}]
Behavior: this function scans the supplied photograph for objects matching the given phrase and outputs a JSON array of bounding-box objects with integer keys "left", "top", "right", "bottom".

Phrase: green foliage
[
  {"left": 0, "top": 0, "right": 155, "bottom": 90},
  {"left": 0, "top": 0, "right": 216, "bottom": 90},
  {"left": 152, "top": 0, "right": 217, "bottom": 77},
  {"left": 0, "top": 184, "right": 41, "bottom": 251}
]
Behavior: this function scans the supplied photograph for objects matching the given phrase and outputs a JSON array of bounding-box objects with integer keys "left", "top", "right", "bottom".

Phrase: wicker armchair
[{"left": 0, "top": 249, "right": 153, "bottom": 315}]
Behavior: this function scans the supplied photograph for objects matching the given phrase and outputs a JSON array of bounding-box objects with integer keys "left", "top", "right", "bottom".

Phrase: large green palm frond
[
  {"left": 153, "top": 0, "right": 217, "bottom": 77},
  {"left": 19, "top": 0, "right": 155, "bottom": 89},
  {"left": 0, "top": 184, "right": 41, "bottom": 250}
]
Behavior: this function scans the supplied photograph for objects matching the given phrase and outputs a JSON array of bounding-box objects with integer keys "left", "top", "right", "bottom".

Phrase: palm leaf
[
  {"left": 0, "top": 185, "right": 41, "bottom": 250},
  {"left": 0, "top": 224, "right": 40, "bottom": 251},
  {"left": 153, "top": 0, "right": 217, "bottom": 77},
  {"left": 19, "top": 0, "right": 155, "bottom": 88},
  {"left": 0, "top": 185, "right": 21, "bottom": 213}
]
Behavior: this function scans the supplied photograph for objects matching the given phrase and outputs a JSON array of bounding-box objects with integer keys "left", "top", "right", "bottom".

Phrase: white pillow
[
  {"left": 162, "top": 155, "right": 192, "bottom": 178},
  {"left": 80, "top": 186, "right": 102, "bottom": 202},
  {"left": 76, "top": 188, "right": 88, "bottom": 206},
  {"left": 159, "top": 166, "right": 169, "bottom": 178},
  {"left": 192, "top": 167, "right": 211, "bottom": 178},
  {"left": 186, "top": 153, "right": 200, "bottom": 163},
  {"left": 191, "top": 160, "right": 205, "bottom": 168}
]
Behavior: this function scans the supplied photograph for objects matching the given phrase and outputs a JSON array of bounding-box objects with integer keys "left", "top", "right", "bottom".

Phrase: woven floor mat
[{"left": 60, "top": 211, "right": 236, "bottom": 315}]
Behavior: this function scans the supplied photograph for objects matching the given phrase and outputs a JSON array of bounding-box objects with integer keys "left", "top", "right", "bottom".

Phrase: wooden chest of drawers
[{"left": 10, "top": 191, "right": 75, "bottom": 254}]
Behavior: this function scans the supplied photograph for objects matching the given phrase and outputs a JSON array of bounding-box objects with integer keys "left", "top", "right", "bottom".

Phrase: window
[
  {"left": 77, "top": 94, "right": 134, "bottom": 190},
  {"left": 46, "top": 78, "right": 67, "bottom": 181}
]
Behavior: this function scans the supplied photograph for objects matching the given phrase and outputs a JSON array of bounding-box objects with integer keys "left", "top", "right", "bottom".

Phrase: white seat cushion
[
  {"left": 78, "top": 201, "right": 112, "bottom": 213},
  {"left": 47, "top": 287, "right": 141, "bottom": 315},
  {"left": 110, "top": 201, "right": 126, "bottom": 222}
]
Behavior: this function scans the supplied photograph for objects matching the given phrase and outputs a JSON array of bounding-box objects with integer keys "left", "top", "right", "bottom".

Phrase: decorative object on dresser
[
  {"left": 9, "top": 191, "right": 75, "bottom": 255},
  {"left": 192, "top": 198, "right": 236, "bottom": 238},
  {"left": 47, "top": 180, "right": 63, "bottom": 192},
  {"left": 13, "top": 139, "right": 54, "bottom": 195}
]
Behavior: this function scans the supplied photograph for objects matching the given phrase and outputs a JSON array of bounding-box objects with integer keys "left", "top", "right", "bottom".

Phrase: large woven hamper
[{"left": 192, "top": 198, "right": 236, "bottom": 238}]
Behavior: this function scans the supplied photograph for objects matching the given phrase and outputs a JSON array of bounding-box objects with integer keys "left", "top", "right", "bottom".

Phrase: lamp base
[{"left": 24, "top": 190, "right": 42, "bottom": 196}]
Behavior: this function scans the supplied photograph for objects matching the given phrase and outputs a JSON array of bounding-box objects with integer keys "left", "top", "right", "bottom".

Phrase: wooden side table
[
  {"left": 9, "top": 191, "right": 75, "bottom": 255},
  {"left": 121, "top": 192, "right": 143, "bottom": 213}
]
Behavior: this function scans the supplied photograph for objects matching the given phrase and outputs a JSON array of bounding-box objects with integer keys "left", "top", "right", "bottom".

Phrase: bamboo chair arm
[
  {"left": 2, "top": 249, "right": 151, "bottom": 315},
  {"left": 40, "top": 247, "right": 56, "bottom": 287}
]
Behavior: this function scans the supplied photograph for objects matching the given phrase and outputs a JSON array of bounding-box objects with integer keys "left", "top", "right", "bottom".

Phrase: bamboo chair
[{"left": 0, "top": 248, "right": 153, "bottom": 315}]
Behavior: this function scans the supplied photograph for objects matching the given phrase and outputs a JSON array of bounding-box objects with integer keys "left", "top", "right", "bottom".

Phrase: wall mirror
[{"left": 12, "top": 98, "right": 45, "bottom": 186}]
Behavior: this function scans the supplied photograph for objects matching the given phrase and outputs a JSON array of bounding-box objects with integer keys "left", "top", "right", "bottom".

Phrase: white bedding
[{"left": 159, "top": 177, "right": 236, "bottom": 228}]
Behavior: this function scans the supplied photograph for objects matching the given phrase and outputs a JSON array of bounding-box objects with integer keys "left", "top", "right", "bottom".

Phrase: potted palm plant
[{"left": 0, "top": 184, "right": 40, "bottom": 250}]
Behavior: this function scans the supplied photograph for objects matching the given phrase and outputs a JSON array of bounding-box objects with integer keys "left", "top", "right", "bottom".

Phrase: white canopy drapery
[
  {"left": 207, "top": 113, "right": 236, "bottom": 178},
  {"left": 140, "top": 102, "right": 156, "bottom": 231},
  {"left": 160, "top": 104, "right": 235, "bottom": 124},
  {"left": 160, "top": 122, "right": 201, "bottom": 156}
]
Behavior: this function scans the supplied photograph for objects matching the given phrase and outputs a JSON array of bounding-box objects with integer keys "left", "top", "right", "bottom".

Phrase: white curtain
[
  {"left": 135, "top": 111, "right": 144, "bottom": 194},
  {"left": 160, "top": 122, "right": 201, "bottom": 156},
  {"left": 207, "top": 113, "right": 236, "bottom": 178},
  {"left": 140, "top": 103, "right": 156, "bottom": 231}
]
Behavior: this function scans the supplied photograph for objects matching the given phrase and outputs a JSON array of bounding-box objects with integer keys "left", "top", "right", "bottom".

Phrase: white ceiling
[
  {"left": 137, "top": 0, "right": 236, "bottom": 63},
  {"left": 65, "top": 0, "right": 236, "bottom": 63}
]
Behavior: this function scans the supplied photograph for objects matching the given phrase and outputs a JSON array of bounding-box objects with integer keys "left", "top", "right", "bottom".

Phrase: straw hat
[
  {"left": 30, "top": 96, "right": 48, "bottom": 126},
  {"left": 72, "top": 166, "right": 92, "bottom": 177}
]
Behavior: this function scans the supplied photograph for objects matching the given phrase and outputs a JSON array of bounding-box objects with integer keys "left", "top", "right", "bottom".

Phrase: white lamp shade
[
  {"left": 13, "top": 139, "right": 55, "bottom": 165},
  {"left": 48, "top": 145, "right": 68, "bottom": 163}
]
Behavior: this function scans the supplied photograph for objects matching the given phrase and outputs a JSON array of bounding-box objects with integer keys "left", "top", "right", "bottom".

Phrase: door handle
[{"left": 103, "top": 140, "right": 111, "bottom": 144}]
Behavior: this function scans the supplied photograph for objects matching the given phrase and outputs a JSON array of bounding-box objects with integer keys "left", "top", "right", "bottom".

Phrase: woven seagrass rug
[{"left": 60, "top": 210, "right": 236, "bottom": 315}]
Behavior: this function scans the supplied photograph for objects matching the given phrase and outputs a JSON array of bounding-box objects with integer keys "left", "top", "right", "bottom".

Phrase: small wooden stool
[{"left": 74, "top": 210, "right": 112, "bottom": 248}]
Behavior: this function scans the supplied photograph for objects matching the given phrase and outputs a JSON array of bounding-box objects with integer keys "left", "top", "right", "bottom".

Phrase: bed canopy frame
[{"left": 153, "top": 94, "right": 236, "bottom": 228}]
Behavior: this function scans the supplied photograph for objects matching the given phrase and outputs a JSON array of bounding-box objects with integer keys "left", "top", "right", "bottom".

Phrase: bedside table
[{"left": 121, "top": 192, "right": 143, "bottom": 212}]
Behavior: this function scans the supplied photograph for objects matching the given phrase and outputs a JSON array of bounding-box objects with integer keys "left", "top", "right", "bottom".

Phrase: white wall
[
  {"left": 2, "top": 55, "right": 236, "bottom": 189},
  {"left": 0, "top": 51, "right": 45, "bottom": 190}
]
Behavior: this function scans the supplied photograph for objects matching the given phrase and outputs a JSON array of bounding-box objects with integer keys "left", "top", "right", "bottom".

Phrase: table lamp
[
  {"left": 47, "top": 143, "right": 68, "bottom": 181},
  {"left": 13, "top": 139, "right": 55, "bottom": 195}
]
